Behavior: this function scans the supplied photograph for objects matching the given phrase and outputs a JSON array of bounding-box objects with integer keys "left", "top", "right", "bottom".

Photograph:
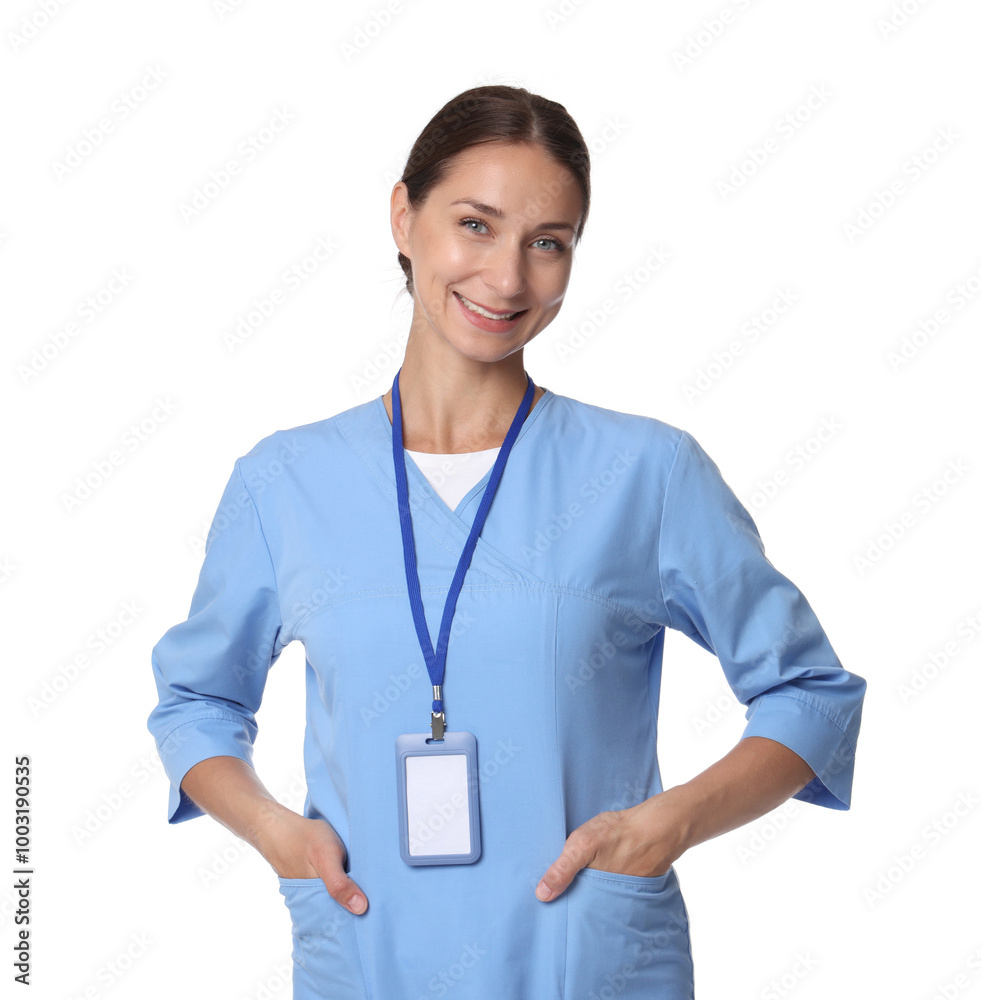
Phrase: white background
[{"left": 3, "top": 1, "right": 980, "bottom": 997}]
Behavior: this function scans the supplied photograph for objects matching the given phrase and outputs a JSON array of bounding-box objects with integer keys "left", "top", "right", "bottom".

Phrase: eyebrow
[{"left": 448, "top": 198, "right": 577, "bottom": 234}]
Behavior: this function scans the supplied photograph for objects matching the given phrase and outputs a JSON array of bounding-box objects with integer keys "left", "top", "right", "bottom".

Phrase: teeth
[{"left": 459, "top": 293, "right": 519, "bottom": 320}]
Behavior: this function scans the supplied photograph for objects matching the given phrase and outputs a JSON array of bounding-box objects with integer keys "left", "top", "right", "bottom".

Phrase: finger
[
  {"left": 319, "top": 868, "right": 368, "bottom": 915},
  {"left": 535, "top": 847, "right": 589, "bottom": 902}
]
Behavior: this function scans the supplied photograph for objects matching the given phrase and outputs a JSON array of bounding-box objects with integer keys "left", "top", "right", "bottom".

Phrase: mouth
[{"left": 454, "top": 292, "right": 529, "bottom": 322}]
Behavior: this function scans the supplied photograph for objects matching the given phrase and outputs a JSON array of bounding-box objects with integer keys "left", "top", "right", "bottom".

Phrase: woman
[{"left": 148, "top": 85, "right": 866, "bottom": 999}]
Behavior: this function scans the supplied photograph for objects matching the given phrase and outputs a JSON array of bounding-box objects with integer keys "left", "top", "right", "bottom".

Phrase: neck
[{"left": 381, "top": 338, "right": 544, "bottom": 453}]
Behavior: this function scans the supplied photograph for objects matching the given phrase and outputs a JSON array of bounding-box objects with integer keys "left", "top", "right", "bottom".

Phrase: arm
[
  {"left": 179, "top": 755, "right": 368, "bottom": 915},
  {"left": 535, "top": 735, "right": 815, "bottom": 900},
  {"left": 147, "top": 455, "right": 368, "bottom": 914},
  {"left": 670, "top": 736, "right": 817, "bottom": 849},
  {"left": 537, "top": 428, "right": 865, "bottom": 900}
]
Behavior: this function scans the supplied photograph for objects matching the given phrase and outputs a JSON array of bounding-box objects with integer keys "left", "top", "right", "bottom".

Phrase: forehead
[{"left": 434, "top": 142, "right": 582, "bottom": 220}]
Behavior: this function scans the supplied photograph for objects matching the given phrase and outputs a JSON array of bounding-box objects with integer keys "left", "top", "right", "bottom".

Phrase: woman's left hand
[{"left": 534, "top": 786, "right": 693, "bottom": 901}]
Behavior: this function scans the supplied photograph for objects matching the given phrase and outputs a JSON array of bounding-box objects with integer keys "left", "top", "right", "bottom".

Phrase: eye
[
  {"left": 459, "top": 218, "right": 569, "bottom": 253},
  {"left": 460, "top": 217, "right": 489, "bottom": 234},
  {"left": 534, "top": 236, "right": 568, "bottom": 252}
]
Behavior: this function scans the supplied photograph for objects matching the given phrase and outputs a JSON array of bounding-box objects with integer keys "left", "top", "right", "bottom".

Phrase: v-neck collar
[{"left": 372, "top": 386, "right": 555, "bottom": 522}]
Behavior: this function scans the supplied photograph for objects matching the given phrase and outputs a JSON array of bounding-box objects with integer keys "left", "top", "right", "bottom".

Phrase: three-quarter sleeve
[
  {"left": 147, "top": 457, "right": 287, "bottom": 823},
  {"left": 658, "top": 430, "right": 866, "bottom": 810}
]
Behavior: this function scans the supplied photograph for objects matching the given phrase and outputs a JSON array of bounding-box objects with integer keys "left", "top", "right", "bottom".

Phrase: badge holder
[{"left": 395, "top": 729, "right": 481, "bottom": 866}]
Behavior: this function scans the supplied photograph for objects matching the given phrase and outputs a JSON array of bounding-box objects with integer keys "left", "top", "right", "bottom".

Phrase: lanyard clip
[
  {"left": 431, "top": 684, "right": 445, "bottom": 740},
  {"left": 431, "top": 711, "right": 445, "bottom": 740}
]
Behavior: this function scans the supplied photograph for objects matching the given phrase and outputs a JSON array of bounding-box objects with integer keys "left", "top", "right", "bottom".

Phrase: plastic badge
[{"left": 395, "top": 732, "right": 481, "bottom": 866}]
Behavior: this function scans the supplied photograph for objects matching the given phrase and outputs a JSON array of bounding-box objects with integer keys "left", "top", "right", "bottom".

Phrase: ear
[{"left": 390, "top": 181, "right": 413, "bottom": 258}]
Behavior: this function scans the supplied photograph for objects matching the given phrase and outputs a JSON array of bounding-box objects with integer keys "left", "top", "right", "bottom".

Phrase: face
[{"left": 390, "top": 141, "right": 583, "bottom": 364}]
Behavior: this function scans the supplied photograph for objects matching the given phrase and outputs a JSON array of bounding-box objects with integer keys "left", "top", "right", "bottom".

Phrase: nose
[{"left": 481, "top": 241, "right": 527, "bottom": 301}]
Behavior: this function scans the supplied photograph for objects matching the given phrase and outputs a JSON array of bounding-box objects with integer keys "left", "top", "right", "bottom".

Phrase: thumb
[
  {"left": 319, "top": 865, "right": 368, "bottom": 915},
  {"left": 535, "top": 850, "right": 583, "bottom": 902}
]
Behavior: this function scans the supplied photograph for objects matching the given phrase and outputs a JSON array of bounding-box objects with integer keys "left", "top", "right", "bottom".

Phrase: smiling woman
[
  {"left": 389, "top": 137, "right": 586, "bottom": 387},
  {"left": 147, "top": 84, "right": 866, "bottom": 1000}
]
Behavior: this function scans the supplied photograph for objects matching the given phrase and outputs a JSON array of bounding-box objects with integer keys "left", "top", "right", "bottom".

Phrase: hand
[
  {"left": 534, "top": 788, "right": 692, "bottom": 902},
  {"left": 253, "top": 804, "right": 369, "bottom": 915}
]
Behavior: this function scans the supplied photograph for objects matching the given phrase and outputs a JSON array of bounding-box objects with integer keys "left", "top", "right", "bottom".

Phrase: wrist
[
  {"left": 245, "top": 797, "right": 297, "bottom": 857},
  {"left": 652, "top": 782, "right": 707, "bottom": 857}
]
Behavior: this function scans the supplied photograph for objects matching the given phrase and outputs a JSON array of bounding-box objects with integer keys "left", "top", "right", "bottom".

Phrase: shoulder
[
  {"left": 546, "top": 391, "right": 689, "bottom": 458},
  {"left": 234, "top": 397, "right": 378, "bottom": 473}
]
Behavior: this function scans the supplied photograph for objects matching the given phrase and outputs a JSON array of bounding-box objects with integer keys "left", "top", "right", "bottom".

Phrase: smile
[{"left": 455, "top": 292, "right": 527, "bottom": 321}]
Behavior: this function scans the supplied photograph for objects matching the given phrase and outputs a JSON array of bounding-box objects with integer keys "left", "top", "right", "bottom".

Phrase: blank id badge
[{"left": 395, "top": 732, "right": 481, "bottom": 866}]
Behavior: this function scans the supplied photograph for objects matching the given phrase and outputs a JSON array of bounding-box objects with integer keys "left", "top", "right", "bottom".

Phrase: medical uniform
[{"left": 147, "top": 384, "right": 866, "bottom": 1000}]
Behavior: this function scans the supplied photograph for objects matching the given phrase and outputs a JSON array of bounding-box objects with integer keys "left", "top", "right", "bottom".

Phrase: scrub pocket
[
  {"left": 277, "top": 875, "right": 368, "bottom": 1000},
  {"left": 564, "top": 865, "right": 695, "bottom": 999}
]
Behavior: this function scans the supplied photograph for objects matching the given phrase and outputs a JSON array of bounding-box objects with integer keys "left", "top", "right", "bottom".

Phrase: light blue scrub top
[{"left": 147, "top": 386, "right": 866, "bottom": 1000}]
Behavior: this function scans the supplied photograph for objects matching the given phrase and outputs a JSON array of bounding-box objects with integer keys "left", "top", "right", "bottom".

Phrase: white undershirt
[{"left": 405, "top": 446, "right": 501, "bottom": 510}]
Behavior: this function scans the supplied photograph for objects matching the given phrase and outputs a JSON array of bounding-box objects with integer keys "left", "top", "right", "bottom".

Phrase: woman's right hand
[
  {"left": 256, "top": 807, "right": 368, "bottom": 914},
  {"left": 178, "top": 757, "right": 369, "bottom": 915},
  {"left": 255, "top": 805, "right": 368, "bottom": 915}
]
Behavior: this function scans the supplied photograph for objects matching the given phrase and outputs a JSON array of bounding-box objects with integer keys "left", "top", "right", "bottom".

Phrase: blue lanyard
[{"left": 391, "top": 366, "right": 536, "bottom": 738}]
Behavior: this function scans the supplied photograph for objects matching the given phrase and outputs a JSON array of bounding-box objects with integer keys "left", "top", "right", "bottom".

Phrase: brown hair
[{"left": 395, "top": 85, "right": 591, "bottom": 298}]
